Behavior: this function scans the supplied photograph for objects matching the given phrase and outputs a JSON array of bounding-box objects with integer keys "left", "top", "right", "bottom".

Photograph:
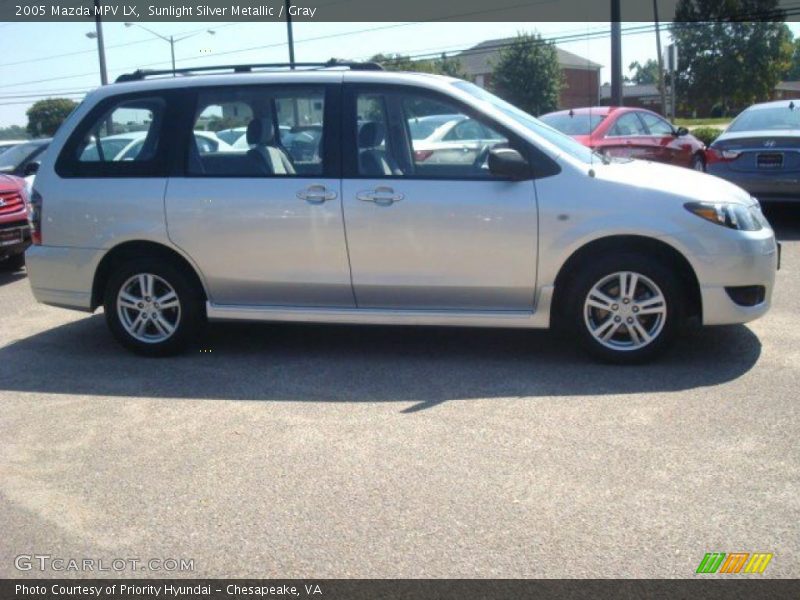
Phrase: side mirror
[
  {"left": 675, "top": 126, "right": 689, "bottom": 137},
  {"left": 488, "top": 148, "right": 532, "bottom": 181},
  {"left": 23, "top": 161, "right": 40, "bottom": 177}
]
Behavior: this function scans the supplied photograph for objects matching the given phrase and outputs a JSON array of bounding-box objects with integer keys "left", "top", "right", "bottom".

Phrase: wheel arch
[
  {"left": 551, "top": 234, "right": 702, "bottom": 326},
  {"left": 91, "top": 240, "right": 207, "bottom": 311}
]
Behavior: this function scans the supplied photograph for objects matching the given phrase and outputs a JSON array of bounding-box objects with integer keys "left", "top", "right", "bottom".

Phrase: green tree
[
  {"left": 670, "top": 1, "right": 793, "bottom": 115},
  {"left": 369, "top": 53, "right": 467, "bottom": 79},
  {"left": 626, "top": 59, "right": 660, "bottom": 85},
  {"left": 0, "top": 125, "right": 29, "bottom": 140},
  {"left": 783, "top": 37, "right": 800, "bottom": 80},
  {"left": 489, "top": 32, "right": 562, "bottom": 115},
  {"left": 26, "top": 98, "right": 78, "bottom": 137}
]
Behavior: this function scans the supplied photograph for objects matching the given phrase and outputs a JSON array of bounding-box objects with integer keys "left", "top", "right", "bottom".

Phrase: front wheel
[
  {"left": 103, "top": 259, "right": 203, "bottom": 356},
  {"left": 565, "top": 254, "right": 684, "bottom": 363}
]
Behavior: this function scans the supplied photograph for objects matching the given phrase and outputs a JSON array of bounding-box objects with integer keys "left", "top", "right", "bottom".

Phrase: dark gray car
[{"left": 707, "top": 100, "right": 800, "bottom": 202}]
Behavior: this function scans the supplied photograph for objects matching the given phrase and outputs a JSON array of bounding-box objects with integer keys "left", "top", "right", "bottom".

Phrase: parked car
[
  {"left": 0, "top": 174, "right": 31, "bottom": 271},
  {"left": 407, "top": 114, "right": 465, "bottom": 140},
  {"left": 706, "top": 100, "right": 800, "bottom": 202},
  {"left": 0, "top": 140, "right": 27, "bottom": 154},
  {"left": 540, "top": 107, "right": 707, "bottom": 170},
  {"left": 25, "top": 64, "right": 778, "bottom": 362},
  {"left": 80, "top": 131, "right": 233, "bottom": 161},
  {"left": 0, "top": 138, "right": 50, "bottom": 177},
  {"left": 411, "top": 116, "right": 505, "bottom": 165}
]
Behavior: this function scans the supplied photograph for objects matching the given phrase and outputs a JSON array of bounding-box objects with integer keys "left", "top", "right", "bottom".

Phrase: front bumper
[{"left": 0, "top": 221, "right": 31, "bottom": 260}]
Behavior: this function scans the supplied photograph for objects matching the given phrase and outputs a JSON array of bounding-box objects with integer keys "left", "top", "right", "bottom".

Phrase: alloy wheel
[
  {"left": 583, "top": 271, "right": 667, "bottom": 351},
  {"left": 116, "top": 273, "right": 182, "bottom": 344}
]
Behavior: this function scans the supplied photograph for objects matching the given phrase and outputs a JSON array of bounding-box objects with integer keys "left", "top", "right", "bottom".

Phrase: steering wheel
[{"left": 472, "top": 143, "right": 492, "bottom": 170}]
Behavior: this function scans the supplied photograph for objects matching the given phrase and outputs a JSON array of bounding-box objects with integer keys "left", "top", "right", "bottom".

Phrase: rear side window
[
  {"left": 56, "top": 94, "right": 171, "bottom": 178},
  {"left": 188, "top": 86, "right": 325, "bottom": 177}
]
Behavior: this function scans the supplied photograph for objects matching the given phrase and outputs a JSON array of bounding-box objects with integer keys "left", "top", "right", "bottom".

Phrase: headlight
[{"left": 684, "top": 201, "right": 763, "bottom": 231}]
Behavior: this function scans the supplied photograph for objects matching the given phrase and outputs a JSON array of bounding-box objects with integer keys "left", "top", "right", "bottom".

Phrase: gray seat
[
  {"left": 358, "top": 122, "right": 402, "bottom": 177},
  {"left": 246, "top": 116, "right": 295, "bottom": 176}
]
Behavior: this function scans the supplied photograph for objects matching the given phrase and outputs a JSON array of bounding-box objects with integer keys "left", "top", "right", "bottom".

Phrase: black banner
[
  {"left": 3, "top": 579, "right": 800, "bottom": 600},
  {"left": 1, "top": 0, "right": 799, "bottom": 23}
]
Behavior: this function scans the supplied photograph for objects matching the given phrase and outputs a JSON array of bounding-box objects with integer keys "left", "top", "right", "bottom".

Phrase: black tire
[
  {"left": 563, "top": 253, "right": 684, "bottom": 364},
  {"left": 691, "top": 153, "right": 705, "bottom": 172},
  {"left": 103, "top": 258, "right": 203, "bottom": 357},
  {"left": 0, "top": 252, "right": 25, "bottom": 271}
]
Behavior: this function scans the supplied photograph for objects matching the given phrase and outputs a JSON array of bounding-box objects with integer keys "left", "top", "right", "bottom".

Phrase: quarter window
[{"left": 76, "top": 98, "right": 165, "bottom": 163}]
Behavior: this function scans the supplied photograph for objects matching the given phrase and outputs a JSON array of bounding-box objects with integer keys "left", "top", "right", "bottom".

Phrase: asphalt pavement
[{"left": 1, "top": 204, "right": 798, "bottom": 578}]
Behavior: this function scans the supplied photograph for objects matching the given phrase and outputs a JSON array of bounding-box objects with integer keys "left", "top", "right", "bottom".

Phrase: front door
[
  {"left": 341, "top": 85, "right": 538, "bottom": 311},
  {"left": 166, "top": 84, "right": 354, "bottom": 307}
]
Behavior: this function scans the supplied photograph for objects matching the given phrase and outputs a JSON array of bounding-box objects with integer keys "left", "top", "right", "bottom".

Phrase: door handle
[
  {"left": 297, "top": 184, "right": 337, "bottom": 204},
  {"left": 356, "top": 186, "right": 404, "bottom": 206}
]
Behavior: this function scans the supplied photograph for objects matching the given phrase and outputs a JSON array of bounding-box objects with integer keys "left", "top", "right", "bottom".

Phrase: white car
[
  {"left": 411, "top": 116, "right": 505, "bottom": 165},
  {"left": 0, "top": 140, "right": 27, "bottom": 154},
  {"left": 24, "top": 63, "right": 778, "bottom": 362},
  {"left": 80, "top": 131, "right": 233, "bottom": 161}
]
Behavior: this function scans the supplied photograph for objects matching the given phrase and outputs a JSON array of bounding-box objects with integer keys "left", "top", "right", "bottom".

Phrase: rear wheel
[
  {"left": 564, "top": 253, "right": 684, "bottom": 363},
  {"left": 103, "top": 259, "right": 203, "bottom": 356}
]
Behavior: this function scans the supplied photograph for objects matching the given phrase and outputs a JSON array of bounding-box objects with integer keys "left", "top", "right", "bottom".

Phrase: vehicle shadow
[
  {"left": 0, "top": 268, "right": 26, "bottom": 287},
  {"left": 764, "top": 202, "right": 800, "bottom": 241},
  {"left": 0, "top": 314, "right": 761, "bottom": 411}
]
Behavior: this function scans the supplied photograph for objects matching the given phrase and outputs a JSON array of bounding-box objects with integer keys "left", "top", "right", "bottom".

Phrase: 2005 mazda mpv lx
[{"left": 25, "top": 62, "right": 779, "bottom": 362}]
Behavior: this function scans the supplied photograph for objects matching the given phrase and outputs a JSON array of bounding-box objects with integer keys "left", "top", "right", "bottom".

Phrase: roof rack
[{"left": 115, "top": 60, "right": 383, "bottom": 83}]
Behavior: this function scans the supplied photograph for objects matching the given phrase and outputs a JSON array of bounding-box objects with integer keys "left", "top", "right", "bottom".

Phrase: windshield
[
  {"left": 0, "top": 142, "right": 42, "bottom": 170},
  {"left": 539, "top": 113, "right": 606, "bottom": 135},
  {"left": 728, "top": 106, "right": 800, "bottom": 132},
  {"left": 453, "top": 81, "right": 599, "bottom": 164}
]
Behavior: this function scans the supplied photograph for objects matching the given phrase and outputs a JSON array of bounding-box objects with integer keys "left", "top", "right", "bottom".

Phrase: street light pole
[
  {"left": 92, "top": 0, "right": 108, "bottom": 85},
  {"left": 285, "top": 0, "right": 295, "bottom": 69},
  {"left": 610, "top": 0, "right": 623, "bottom": 106},
  {"left": 653, "top": 0, "right": 668, "bottom": 116},
  {"left": 124, "top": 24, "right": 215, "bottom": 76}
]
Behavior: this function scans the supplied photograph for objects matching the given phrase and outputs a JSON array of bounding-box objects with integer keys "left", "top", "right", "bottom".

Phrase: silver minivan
[{"left": 25, "top": 62, "right": 779, "bottom": 362}]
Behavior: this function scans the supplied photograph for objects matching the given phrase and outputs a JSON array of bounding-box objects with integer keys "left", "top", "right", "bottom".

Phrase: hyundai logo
[{"left": 764, "top": 140, "right": 777, "bottom": 147}]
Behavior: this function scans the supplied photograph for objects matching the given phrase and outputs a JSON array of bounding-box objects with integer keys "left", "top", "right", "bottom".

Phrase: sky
[{"left": 2, "top": 20, "right": 800, "bottom": 128}]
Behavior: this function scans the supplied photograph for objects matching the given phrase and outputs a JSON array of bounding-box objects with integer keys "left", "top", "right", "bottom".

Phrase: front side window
[
  {"left": 639, "top": 112, "right": 674, "bottom": 136},
  {"left": 354, "top": 89, "right": 512, "bottom": 179},
  {"left": 76, "top": 98, "right": 165, "bottom": 163},
  {"left": 190, "top": 86, "right": 325, "bottom": 177},
  {"left": 609, "top": 113, "right": 647, "bottom": 137}
]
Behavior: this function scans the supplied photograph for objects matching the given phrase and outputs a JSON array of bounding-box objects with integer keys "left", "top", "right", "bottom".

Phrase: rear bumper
[
  {"left": 706, "top": 167, "right": 800, "bottom": 201},
  {"left": 25, "top": 245, "right": 102, "bottom": 311}
]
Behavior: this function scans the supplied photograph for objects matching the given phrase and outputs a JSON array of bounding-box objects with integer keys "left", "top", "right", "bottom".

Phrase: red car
[
  {"left": 0, "top": 174, "right": 30, "bottom": 271},
  {"left": 540, "top": 106, "right": 707, "bottom": 171}
]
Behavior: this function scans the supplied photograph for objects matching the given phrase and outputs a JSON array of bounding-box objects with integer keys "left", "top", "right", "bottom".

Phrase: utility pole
[
  {"left": 610, "top": 0, "right": 623, "bottom": 106},
  {"left": 93, "top": 0, "right": 108, "bottom": 85},
  {"left": 653, "top": 0, "right": 668, "bottom": 116},
  {"left": 170, "top": 35, "right": 176, "bottom": 75},
  {"left": 285, "top": 0, "right": 295, "bottom": 69}
]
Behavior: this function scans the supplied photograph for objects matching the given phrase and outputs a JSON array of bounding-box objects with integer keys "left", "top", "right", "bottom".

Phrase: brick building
[{"left": 457, "top": 38, "right": 602, "bottom": 110}]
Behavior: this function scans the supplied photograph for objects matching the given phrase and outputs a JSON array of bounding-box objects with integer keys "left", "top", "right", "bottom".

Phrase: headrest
[
  {"left": 358, "top": 121, "right": 385, "bottom": 148},
  {"left": 247, "top": 117, "right": 275, "bottom": 146}
]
